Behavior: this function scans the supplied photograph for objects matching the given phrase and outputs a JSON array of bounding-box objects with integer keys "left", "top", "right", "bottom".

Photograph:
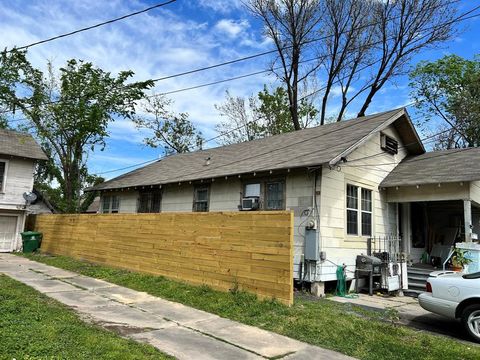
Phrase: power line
[
  {"left": 7, "top": 1, "right": 177, "bottom": 52},
  {"left": 0, "top": 0, "right": 466, "bottom": 116}
]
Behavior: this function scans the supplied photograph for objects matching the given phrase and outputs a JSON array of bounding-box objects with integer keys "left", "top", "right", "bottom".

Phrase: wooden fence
[{"left": 33, "top": 211, "right": 294, "bottom": 305}]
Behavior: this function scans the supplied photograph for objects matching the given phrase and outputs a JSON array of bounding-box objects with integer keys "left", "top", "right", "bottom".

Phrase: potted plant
[{"left": 451, "top": 248, "right": 472, "bottom": 271}]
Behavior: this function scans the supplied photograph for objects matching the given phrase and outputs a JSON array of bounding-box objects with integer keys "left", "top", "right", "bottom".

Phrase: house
[
  {"left": 88, "top": 108, "right": 480, "bottom": 295},
  {"left": 0, "top": 128, "right": 48, "bottom": 252}
]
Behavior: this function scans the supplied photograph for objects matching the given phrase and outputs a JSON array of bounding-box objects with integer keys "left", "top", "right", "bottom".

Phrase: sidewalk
[{"left": 0, "top": 254, "right": 353, "bottom": 360}]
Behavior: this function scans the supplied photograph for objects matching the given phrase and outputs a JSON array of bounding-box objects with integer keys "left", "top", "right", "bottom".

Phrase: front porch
[{"left": 383, "top": 182, "right": 480, "bottom": 292}]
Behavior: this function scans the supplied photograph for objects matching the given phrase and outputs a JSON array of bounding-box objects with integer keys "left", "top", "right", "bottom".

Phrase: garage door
[{"left": 0, "top": 216, "right": 17, "bottom": 252}]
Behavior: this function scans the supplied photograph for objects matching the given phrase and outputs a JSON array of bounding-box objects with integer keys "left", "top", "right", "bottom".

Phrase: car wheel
[{"left": 461, "top": 304, "right": 480, "bottom": 342}]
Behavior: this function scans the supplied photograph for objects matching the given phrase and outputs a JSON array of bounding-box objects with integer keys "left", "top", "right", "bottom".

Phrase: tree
[
  {"left": 356, "top": 0, "right": 457, "bottom": 117},
  {"left": 0, "top": 49, "right": 153, "bottom": 213},
  {"left": 410, "top": 54, "right": 480, "bottom": 149},
  {"left": 248, "top": 0, "right": 457, "bottom": 125},
  {"left": 246, "top": 0, "right": 322, "bottom": 130},
  {"left": 215, "top": 86, "right": 317, "bottom": 144},
  {"left": 132, "top": 95, "right": 203, "bottom": 154}
]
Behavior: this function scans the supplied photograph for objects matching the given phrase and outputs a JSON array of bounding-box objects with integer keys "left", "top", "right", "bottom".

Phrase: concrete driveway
[
  {"left": 0, "top": 254, "right": 354, "bottom": 360},
  {"left": 331, "top": 294, "right": 478, "bottom": 345}
]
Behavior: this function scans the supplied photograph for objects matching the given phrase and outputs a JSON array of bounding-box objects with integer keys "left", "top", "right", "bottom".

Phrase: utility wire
[
  {"left": 7, "top": 1, "right": 177, "bottom": 52},
  {"left": 0, "top": 0, "right": 466, "bottom": 116}
]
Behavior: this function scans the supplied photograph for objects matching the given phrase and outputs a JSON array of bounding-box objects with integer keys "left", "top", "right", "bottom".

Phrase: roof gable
[
  {"left": 92, "top": 108, "right": 421, "bottom": 191},
  {"left": 0, "top": 128, "right": 47, "bottom": 161}
]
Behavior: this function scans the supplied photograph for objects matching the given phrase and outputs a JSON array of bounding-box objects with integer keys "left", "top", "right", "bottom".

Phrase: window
[
  {"left": 0, "top": 161, "right": 6, "bottom": 192},
  {"left": 361, "top": 188, "right": 372, "bottom": 236},
  {"left": 138, "top": 190, "right": 161, "bottom": 213},
  {"left": 242, "top": 179, "right": 285, "bottom": 210},
  {"left": 244, "top": 183, "right": 261, "bottom": 197},
  {"left": 193, "top": 186, "right": 209, "bottom": 212},
  {"left": 102, "top": 195, "right": 120, "bottom": 213},
  {"left": 346, "top": 184, "right": 373, "bottom": 236},
  {"left": 266, "top": 181, "right": 284, "bottom": 210},
  {"left": 346, "top": 185, "right": 358, "bottom": 235}
]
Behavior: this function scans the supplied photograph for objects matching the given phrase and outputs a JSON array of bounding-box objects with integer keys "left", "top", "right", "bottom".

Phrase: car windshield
[{"left": 462, "top": 272, "right": 480, "bottom": 279}]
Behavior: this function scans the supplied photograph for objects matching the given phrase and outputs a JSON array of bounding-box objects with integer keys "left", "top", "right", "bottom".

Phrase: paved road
[{"left": 0, "top": 254, "right": 354, "bottom": 360}]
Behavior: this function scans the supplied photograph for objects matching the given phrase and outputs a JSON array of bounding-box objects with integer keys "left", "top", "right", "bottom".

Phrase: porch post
[{"left": 464, "top": 199, "right": 472, "bottom": 242}]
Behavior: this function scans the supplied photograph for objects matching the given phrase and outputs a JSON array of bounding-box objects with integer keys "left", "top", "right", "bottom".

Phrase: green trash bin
[{"left": 21, "top": 231, "right": 43, "bottom": 253}]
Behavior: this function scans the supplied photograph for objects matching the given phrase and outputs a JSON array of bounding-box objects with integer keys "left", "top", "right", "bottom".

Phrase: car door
[{"left": 0, "top": 215, "right": 18, "bottom": 252}]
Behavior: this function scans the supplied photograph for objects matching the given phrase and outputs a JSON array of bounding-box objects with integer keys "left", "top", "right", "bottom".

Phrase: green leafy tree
[
  {"left": 0, "top": 49, "right": 153, "bottom": 213},
  {"left": 215, "top": 86, "right": 318, "bottom": 145},
  {"left": 410, "top": 54, "right": 480, "bottom": 149},
  {"left": 132, "top": 95, "right": 203, "bottom": 154}
]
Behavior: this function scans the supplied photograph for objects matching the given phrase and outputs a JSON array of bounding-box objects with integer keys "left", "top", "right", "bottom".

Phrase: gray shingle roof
[
  {"left": 380, "top": 147, "right": 480, "bottom": 187},
  {"left": 92, "top": 108, "right": 413, "bottom": 191},
  {"left": 0, "top": 128, "right": 47, "bottom": 160}
]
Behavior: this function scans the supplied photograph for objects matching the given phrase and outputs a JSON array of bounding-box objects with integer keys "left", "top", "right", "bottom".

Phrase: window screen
[
  {"left": 193, "top": 186, "right": 209, "bottom": 212},
  {"left": 244, "top": 183, "right": 261, "bottom": 197},
  {"left": 266, "top": 181, "right": 284, "bottom": 210}
]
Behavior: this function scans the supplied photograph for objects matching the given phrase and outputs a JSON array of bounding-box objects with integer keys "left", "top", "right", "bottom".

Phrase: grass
[
  {"left": 0, "top": 274, "right": 172, "bottom": 360},
  {"left": 22, "top": 252, "right": 480, "bottom": 360}
]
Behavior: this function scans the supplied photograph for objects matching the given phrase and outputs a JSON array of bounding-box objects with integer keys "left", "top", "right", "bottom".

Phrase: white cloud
[{"left": 214, "top": 19, "right": 249, "bottom": 38}]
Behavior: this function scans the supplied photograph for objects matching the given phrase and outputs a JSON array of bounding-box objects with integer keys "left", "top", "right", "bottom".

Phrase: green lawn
[
  {"left": 22, "top": 253, "right": 480, "bottom": 360},
  {"left": 0, "top": 274, "right": 172, "bottom": 360}
]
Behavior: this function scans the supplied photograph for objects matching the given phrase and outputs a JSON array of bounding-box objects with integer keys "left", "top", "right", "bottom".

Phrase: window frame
[
  {"left": 0, "top": 159, "right": 9, "bottom": 193},
  {"left": 193, "top": 185, "right": 210, "bottom": 212},
  {"left": 346, "top": 184, "right": 359, "bottom": 236},
  {"left": 345, "top": 183, "right": 373, "bottom": 238},
  {"left": 101, "top": 195, "right": 120, "bottom": 214},
  {"left": 242, "top": 178, "right": 286, "bottom": 211},
  {"left": 138, "top": 189, "right": 162, "bottom": 213}
]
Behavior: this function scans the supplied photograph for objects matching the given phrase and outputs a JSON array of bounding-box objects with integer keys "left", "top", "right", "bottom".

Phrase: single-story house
[
  {"left": 89, "top": 108, "right": 480, "bottom": 294},
  {"left": 0, "top": 128, "right": 48, "bottom": 252}
]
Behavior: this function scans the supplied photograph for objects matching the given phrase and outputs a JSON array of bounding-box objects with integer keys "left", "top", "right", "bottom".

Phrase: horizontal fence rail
[{"left": 32, "top": 211, "right": 294, "bottom": 305}]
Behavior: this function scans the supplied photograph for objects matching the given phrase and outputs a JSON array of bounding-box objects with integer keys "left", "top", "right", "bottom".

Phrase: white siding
[
  {"left": 315, "top": 126, "right": 409, "bottom": 281},
  {"left": 0, "top": 158, "right": 35, "bottom": 207},
  {"left": 0, "top": 158, "right": 34, "bottom": 251},
  {"left": 209, "top": 180, "right": 241, "bottom": 211},
  {"left": 386, "top": 183, "right": 470, "bottom": 203},
  {"left": 470, "top": 181, "right": 480, "bottom": 206}
]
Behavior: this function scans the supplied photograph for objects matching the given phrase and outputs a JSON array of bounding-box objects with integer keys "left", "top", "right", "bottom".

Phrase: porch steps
[{"left": 407, "top": 267, "right": 435, "bottom": 293}]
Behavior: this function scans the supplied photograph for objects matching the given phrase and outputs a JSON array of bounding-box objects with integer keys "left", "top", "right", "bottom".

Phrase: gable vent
[{"left": 381, "top": 134, "right": 398, "bottom": 155}]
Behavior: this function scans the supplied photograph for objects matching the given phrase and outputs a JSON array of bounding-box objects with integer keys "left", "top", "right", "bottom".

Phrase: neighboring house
[
  {"left": 84, "top": 196, "right": 101, "bottom": 213},
  {"left": 89, "top": 108, "right": 480, "bottom": 294},
  {"left": 0, "top": 129, "right": 47, "bottom": 252},
  {"left": 27, "top": 188, "right": 56, "bottom": 215}
]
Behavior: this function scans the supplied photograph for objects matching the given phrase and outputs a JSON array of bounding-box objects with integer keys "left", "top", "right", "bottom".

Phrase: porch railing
[{"left": 367, "top": 235, "right": 402, "bottom": 262}]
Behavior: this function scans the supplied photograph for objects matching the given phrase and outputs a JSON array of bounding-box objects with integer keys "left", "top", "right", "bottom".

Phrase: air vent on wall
[{"left": 381, "top": 134, "right": 398, "bottom": 155}]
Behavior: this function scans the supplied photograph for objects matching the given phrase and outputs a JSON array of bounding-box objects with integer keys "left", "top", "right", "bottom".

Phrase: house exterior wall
[
  {"left": 385, "top": 183, "right": 470, "bottom": 203},
  {"left": 0, "top": 157, "right": 36, "bottom": 251},
  {"left": 0, "top": 157, "right": 35, "bottom": 208},
  {"left": 312, "top": 125, "right": 409, "bottom": 282},
  {"left": 470, "top": 181, "right": 480, "bottom": 206},
  {"left": 102, "top": 124, "right": 416, "bottom": 284}
]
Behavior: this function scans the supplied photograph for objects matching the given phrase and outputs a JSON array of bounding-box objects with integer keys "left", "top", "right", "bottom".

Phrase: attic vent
[{"left": 381, "top": 134, "right": 398, "bottom": 155}]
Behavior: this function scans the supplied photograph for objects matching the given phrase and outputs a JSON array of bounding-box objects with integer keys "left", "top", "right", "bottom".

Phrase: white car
[{"left": 418, "top": 271, "right": 480, "bottom": 342}]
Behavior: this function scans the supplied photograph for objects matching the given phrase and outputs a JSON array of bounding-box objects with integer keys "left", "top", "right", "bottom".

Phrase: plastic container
[{"left": 21, "top": 231, "right": 43, "bottom": 253}]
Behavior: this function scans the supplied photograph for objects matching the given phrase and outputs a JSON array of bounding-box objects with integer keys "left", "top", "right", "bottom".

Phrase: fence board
[{"left": 33, "top": 211, "right": 294, "bottom": 305}]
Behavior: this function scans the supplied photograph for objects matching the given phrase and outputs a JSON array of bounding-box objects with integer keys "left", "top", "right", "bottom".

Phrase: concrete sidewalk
[{"left": 0, "top": 254, "right": 353, "bottom": 360}]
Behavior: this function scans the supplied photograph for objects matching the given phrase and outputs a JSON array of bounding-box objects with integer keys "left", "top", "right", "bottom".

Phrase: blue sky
[{"left": 1, "top": 0, "right": 479, "bottom": 179}]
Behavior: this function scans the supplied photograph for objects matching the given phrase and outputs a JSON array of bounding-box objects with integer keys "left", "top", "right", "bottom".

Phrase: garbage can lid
[{"left": 21, "top": 231, "right": 42, "bottom": 235}]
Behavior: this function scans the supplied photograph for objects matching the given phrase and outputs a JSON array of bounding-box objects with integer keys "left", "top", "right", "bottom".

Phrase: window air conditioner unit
[
  {"left": 381, "top": 134, "right": 398, "bottom": 155},
  {"left": 241, "top": 197, "right": 259, "bottom": 211}
]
